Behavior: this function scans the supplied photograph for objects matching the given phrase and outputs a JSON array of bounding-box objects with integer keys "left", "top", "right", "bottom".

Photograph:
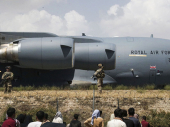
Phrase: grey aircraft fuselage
[
  {"left": 0, "top": 32, "right": 169, "bottom": 87},
  {"left": 73, "top": 37, "right": 170, "bottom": 86}
]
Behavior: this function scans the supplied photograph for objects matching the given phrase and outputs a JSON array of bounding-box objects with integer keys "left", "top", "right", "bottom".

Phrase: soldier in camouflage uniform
[
  {"left": 93, "top": 64, "right": 105, "bottom": 94},
  {"left": 2, "top": 66, "right": 14, "bottom": 93}
]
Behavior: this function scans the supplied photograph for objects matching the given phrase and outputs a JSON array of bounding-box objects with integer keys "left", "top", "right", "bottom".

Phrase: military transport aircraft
[{"left": 0, "top": 32, "right": 169, "bottom": 87}]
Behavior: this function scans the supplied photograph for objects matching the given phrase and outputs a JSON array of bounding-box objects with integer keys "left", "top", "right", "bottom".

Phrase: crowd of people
[
  {"left": 1, "top": 107, "right": 150, "bottom": 127},
  {"left": 84, "top": 108, "right": 150, "bottom": 127}
]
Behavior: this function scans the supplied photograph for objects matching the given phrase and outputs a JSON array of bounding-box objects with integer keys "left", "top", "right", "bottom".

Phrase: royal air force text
[{"left": 131, "top": 50, "right": 170, "bottom": 55}]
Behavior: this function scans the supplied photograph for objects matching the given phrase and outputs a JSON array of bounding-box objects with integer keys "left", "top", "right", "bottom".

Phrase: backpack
[
  {"left": 96, "top": 70, "right": 105, "bottom": 78},
  {"left": 100, "top": 70, "right": 105, "bottom": 78}
]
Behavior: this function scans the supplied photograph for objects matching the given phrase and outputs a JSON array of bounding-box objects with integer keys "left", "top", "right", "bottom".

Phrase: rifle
[
  {"left": 0, "top": 74, "right": 10, "bottom": 86},
  {"left": 91, "top": 75, "right": 94, "bottom": 79},
  {"left": 91, "top": 75, "right": 97, "bottom": 81}
]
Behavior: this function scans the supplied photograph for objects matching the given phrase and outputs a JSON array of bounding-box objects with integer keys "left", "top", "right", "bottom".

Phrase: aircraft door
[{"left": 149, "top": 70, "right": 156, "bottom": 83}]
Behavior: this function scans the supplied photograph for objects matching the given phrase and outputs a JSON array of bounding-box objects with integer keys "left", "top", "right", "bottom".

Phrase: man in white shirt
[
  {"left": 107, "top": 109, "right": 126, "bottom": 127},
  {"left": 28, "top": 111, "right": 44, "bottom": 127}
]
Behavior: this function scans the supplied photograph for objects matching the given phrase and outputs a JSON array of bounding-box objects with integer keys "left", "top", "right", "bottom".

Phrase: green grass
[
  {"left": 4, "top": 85, "right": 63, "bottom": 91},
  {"left": 147, "top": 110, "right": 170, "bottom": 127},
  {"left": 136, "top": 89, "right": 146, "bottom": 93},
  {"left": 145, "top": 84, "right": 155, "bottom": 90},
  {"left": 136, "top": 84, "right": 155, "bottom": 93},
  {"left": 102, "top": 85, "right": 113, "bottom": 90},
  {"left": 164, "top": 85, "right": 170, "bottom": 90},
  {"left": 0, "top": 83, "right": 168, "bottom": 91},
  {"left": 114, "top": 85, "right": 128, "bottom": 90},
  {"left": 89, "top": 85, "right": 98, "bottom": 90}
]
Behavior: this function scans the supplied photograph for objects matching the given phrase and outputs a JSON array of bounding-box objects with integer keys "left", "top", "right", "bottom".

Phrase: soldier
[
  {"left": 2, "top": 66, "right": 14, "bottom": 93},
  {"left": 92, "top": 64, "right": 105, "bottom": 94}
]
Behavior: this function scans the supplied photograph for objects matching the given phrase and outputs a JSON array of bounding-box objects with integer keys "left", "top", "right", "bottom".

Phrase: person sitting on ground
[
  {"left": 84, "top": 109, "right": 104, "bottom": 127},
  {"left": 41, "top": 113, "right": 50, "bottom": 125},
  {"left": 141, "top": 116, "right": 150, "bottom": 127},
  {"left": 107, "top": 108, "right": 126, "bottom": 127},
  {"left": 52, "top": 111, "right": 63, "bottom": 123},
  {"left": 2, "top": 108, "right": 18, "bottom": 127},
  {"left": 27, "top": 111, "right": 44, "bottom": 127},
  {"left": 70, "top": 114, "right": 81, "bottom": 127},
  {"left": 121, "top": 109, "right": 134, "bottom": 127},
  {"left": 128, "top": 108, "right": 141, "bottom": 127}
]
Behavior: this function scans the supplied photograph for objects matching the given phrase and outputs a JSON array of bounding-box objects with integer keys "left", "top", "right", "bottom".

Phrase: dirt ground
[{"left": 0, "top": 90, "right": 169, "bottom": 126}]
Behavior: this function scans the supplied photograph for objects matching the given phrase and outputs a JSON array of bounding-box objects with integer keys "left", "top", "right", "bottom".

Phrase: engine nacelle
[
  {"left": 74, "top": 43, "right": 116, "bottom": 70},
  {"left": 0, "top": 37, "right": 116, "bottom": 70},
  {"left": 19, "top": 37, "right": 73, "bottom": 69},
  {"left": 0, "top": 37, "right": 73, "bottom": 69}
]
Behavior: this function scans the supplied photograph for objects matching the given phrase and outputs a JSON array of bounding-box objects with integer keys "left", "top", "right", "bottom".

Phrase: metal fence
[{"left": 0, "top": 89, "right": 170, "bottom": 127}]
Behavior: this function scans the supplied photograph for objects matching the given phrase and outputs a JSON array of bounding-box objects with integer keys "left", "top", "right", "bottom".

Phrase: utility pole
[
  {"left": 56, "top": 98, "right": 58, "bottom": 112},
  {"left": 93, "top": 84, "right": 95, "bottom": 112}
]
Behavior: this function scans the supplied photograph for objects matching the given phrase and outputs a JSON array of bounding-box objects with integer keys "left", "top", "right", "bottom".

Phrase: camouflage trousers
[
  {"left": 3, "top": 82, "right": 12, "bottom": 93},
  {"left": 97, "top": 78, "right": 103, "bottom": 94}
]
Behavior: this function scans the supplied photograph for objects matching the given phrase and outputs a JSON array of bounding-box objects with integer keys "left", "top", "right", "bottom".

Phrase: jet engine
[
  {"left": 0, "top": 37, "right": 116, "bottom": 70},
  {"left": 74, "top": 43, "right": 116, "bottom": 70}
]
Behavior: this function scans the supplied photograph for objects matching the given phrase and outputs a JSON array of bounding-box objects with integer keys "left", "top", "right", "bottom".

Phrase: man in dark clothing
[
  {"left": 41, "top": 113, "right": 50, "bottom": 125},
  {"left": 2, "top": 108, "right": 16, "bottom": 127},
  {"left": 122, "top": 109, "right": 134, "bottom": 127},
  {"left": 100, "top": 111, "right": 102, "bottom": 117},
  {"left": 17, "top": 114, "right": 33, "bottom": 127},
  {"left": 141, "top": 116, "right": 150, "bottom": 127},
  {"left": 70, "top": 114, "right": 81, "bottom": 127},
  {"left": 128, "top": 108, "right": 141, "bottom": 127}
]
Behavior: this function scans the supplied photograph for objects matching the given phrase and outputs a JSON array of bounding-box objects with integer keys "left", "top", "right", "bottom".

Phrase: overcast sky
[{"left": 0, "top": 0, "right": 170, "bottom": 39}]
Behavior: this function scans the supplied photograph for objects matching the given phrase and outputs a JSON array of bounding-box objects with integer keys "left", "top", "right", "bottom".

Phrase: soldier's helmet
[
  {"left": 98, "top": 63, "right": 103, "bottom": 68},
  {"left": 5, "top": 66, "right": 11, "bottom": 69}
]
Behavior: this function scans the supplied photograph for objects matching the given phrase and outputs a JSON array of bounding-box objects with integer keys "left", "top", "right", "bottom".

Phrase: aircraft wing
[
  {"left": 0, "top": 32, "right": 58, "bottom": 44},
  {"left": 71, "top": 69, "right": 116, "bottom": 86}
]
